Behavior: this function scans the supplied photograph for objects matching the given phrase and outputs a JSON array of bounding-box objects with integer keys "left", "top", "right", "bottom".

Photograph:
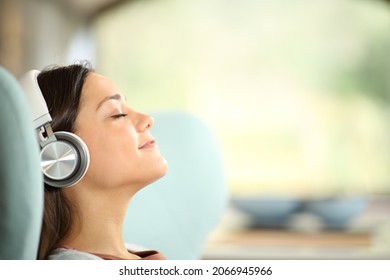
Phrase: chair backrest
[
  {"left": 0, "top": 66, "right": 43, "bottom": 259},
  {"left": 123, "top": 111, "right": 228, "bottom": 260}
]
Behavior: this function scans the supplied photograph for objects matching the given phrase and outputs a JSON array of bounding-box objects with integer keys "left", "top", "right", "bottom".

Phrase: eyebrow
[{"left": 96, "top": 94, "right": 123, "bottom": 111}]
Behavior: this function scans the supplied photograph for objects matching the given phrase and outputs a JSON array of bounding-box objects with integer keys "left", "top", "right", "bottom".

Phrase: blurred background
[{"left": 1, "top": 0, "right": 389, "bottom": 259}]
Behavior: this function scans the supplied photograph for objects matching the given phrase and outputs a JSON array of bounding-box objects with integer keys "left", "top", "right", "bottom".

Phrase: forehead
[{"left": 81, "top": 73, "right": 123, "bottom": 107}]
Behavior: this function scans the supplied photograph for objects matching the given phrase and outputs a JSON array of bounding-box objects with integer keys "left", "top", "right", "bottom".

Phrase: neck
[{"left": 61, "top": 183, "right": 139, "bottom": 259}]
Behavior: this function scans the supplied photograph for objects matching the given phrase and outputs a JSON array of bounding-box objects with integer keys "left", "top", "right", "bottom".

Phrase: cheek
[{"left": 80, "top": 126, "right": 139, "bottom": 176}]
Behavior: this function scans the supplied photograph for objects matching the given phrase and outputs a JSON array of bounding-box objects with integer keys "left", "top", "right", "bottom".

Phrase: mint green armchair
[
  {"left": 0, "top": 66, "right": 43, "bottom": 259},
  {"left": 124, "top": 111, "right": 229, "bottom": 259}
]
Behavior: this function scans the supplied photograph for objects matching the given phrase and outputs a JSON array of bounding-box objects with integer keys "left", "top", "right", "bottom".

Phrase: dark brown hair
[{"left": 36, "top": 62, "right": 93, "bottom": 260}]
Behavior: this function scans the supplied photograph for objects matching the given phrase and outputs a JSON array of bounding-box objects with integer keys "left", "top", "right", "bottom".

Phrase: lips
[{"left": 138, "top": 138, "right": 156, "bottom": 149}]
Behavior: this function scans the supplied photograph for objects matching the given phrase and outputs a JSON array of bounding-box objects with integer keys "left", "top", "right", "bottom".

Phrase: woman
[{"left": 34, "top": 62, "right": 168, "bottom": 260}]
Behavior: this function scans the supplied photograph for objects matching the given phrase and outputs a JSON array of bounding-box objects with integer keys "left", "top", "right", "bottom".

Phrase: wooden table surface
[
  {"left": 202, "top": 228, "right": 388, "bottom": 259},
  {"left": 210, "top": 229, "right": 371, "bottom": 248}
]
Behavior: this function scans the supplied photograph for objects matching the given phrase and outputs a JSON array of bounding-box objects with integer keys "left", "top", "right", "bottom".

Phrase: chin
[
  {"left": 152, "top": 159, "right": 169, "bottom": 182},
  {"left": 140, "top": 158, "right": 169, "bottom": 188}
]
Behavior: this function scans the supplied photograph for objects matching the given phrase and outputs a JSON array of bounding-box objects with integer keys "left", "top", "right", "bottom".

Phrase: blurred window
[{"left": 93, "top": 0, "right": 390, "bottom": 197}]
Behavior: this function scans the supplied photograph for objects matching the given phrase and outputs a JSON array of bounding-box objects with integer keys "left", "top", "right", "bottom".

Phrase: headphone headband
[{"left": 18, "top": 70, "right": 52, "bottom": 129}]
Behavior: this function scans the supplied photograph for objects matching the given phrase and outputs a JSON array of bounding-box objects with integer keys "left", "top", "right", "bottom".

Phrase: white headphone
[{"left": 19, "top": 70, "right": 90, "bottom": 188}]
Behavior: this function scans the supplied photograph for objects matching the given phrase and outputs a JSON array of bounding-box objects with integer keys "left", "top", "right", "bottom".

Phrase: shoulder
[
  {"left": 47, "top": 245, "right": 166, "bottom": 260},
  {"left": 47, "top": 248, "right": 103, "bottom": 260}
]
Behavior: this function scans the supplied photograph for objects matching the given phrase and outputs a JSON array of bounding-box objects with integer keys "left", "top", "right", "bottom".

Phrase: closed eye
[{"left": 111, "top": 113, "right": 128, "bottom": 119}]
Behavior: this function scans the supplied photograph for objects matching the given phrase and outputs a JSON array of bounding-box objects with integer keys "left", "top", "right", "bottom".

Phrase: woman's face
[{"left": 73, "top": 73, "right": 168, "bottom": 190}]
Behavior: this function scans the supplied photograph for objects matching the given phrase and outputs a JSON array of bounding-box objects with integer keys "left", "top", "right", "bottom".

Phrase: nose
[{"left": 136, "top": 113, "right": 154, "bottom": 132}]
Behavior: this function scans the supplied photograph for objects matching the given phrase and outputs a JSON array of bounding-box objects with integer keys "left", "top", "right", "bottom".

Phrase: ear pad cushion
[{"left": 41, "top": 131, "right": 90, "bottom": 188}]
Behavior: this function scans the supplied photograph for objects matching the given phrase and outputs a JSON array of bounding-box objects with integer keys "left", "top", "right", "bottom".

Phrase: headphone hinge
[{"left": 37, "top": 123, "right": 57, "bottom": 148}]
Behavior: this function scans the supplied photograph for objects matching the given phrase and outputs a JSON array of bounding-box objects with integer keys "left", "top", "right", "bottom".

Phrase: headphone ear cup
[{"left": 40, "top": 131, "right": 90, "bottom": 188}]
